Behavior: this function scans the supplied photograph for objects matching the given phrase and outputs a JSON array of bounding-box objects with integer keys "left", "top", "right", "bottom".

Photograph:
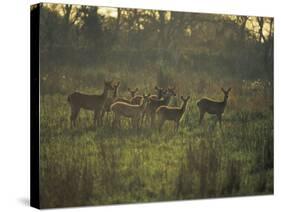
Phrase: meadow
[{"left": 39, "top": 68, "right": 273, "bottom": 208}]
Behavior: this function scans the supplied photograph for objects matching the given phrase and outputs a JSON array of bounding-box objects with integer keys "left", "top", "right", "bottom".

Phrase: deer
[
  {"left": 142, "top": 86, "right": 176, "bottom": 127},
  {"left": 156, "top": 96, "right": 190, "bottom": 132},
  {"left": 130, "top": 86, "right": 164, "bottom": 105},
  {"left": 197, "top": 88, "right": 232, "bottom": 127},
  {"left": 67, "top": 80, "right": 114, "bottom": 128},
  {"left": 111, "top": 93, "right": 150, "bottom": 129},
  {"left": 101, "top": 81, "right": 121, "bottom": 123},
  {"left": 112, "top": 87, "right": 136, "bottom": 104}
]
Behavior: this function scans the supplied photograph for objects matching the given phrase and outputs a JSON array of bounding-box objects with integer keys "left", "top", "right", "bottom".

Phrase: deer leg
[
  {"left": 70, "top": 115, "right": 74, "bottom": 128},
  {"left": 158, "top": 116, "right": 165, "bottom": 132},
  {"left": 118, "top": 117, "right": 121, "bottom": 128},
  {"left": 100, "top": 109, "right": 109, "bottom": 125},
  {"left": 151, "top": 113, "right": 156, "bottom": 128},
  {"left": 114, "top": 114, "right": 119, "bottom": 129},
  {"left": 136, "top": 116, "right": 140, "bottom": 129},
  {"left": 69, "top": 105, "right": 74, "bottom": 128},
  {"left": 199, "top": 111, "right": 205, "bottom": 125},
  {"left": 144, "top": 111, "right": 149, "bottom": 125},
  {"left": 100, "top": 109, "right": 106, "bottom": 126},
  {"left": 117, "top": 114, "right": 121, "bottom": 128},
  {"left": 144, "top": 113, "right": 149, "bottom": 126},
  {"left": 112, "top": 113, "right": 120, "bottom": 129},
  {"left": 133, "top": 118, "right": 137, "bottom": 129},
  {"left": 175, "top": 121, "right": 179, "bottom": 131},
  {"left": 140, "top": 111, "right": 145, "bottom": 126},
  {"left": 106, "top": 111, "right": 111, "bottom": 125},
  {"left": 217, "top": 114, "right": 222, "bottom": 128},
  {"left": 100, "top": 112, "right": 103, "bottom": 127},
  {"left": 130, "top": 118, "right": 134, "bottom": 128},
  {"left": 140, "top": 112, "right": 144, "bottom": 126},
  {"left": 130, "top": 118, "right": 133, "bottom": 129},
  {"left": 70, "top": 107, "right": 80, "bottom": 128},
  {"left": 111, "top": 112, "right": 115, "bottom": 128},
  {"left": 97, "top": 108, "right": 104, "bottom": 127},
  {"left": 93, "top": 110, "right": 99, "bottom": 128},
  {"left": 133, "top": 117, "right": 138, "bottom": 129}
]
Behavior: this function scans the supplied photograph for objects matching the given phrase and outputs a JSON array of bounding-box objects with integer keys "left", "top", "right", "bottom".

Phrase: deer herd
[{"left": 67, "top": 80, "right": 231, "bottom": 131}]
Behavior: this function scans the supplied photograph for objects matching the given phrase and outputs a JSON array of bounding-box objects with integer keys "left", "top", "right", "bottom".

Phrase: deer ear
[
  {"left": 155, "top": 86, "right": 159, "bottom": 90},
  {"left": 187, "top": 96, "right": 191, "bottom": 101},
  {"left": 181, "top": 96, "right": 184, "bottom": 101},
  {"left": 227, "top": 88, "right": 232, "bottom": 92},
  {"left": 221, "top": 88, "right": 226, "bottom": 93},
  {"left": 117, "top": 81, "right": 120, "bottom": 86}
]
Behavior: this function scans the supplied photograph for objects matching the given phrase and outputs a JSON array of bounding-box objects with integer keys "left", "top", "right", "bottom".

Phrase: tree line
[{"left": 38, "top": 3, "right": 274, "bottom": 80}]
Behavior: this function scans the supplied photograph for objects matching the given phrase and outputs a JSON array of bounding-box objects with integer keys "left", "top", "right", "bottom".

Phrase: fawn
[
  {"left": 143, "top": 87, "right": 176, "bottom": 127},
  {"left": 111, "top": 94, "right": 150, "bottom": 129},
  {"left": 67, "top": 80, "right": 114, "bottom": 128},
  {"left": 197, "top": 88, "right": 231, "bottom": 127},
  {"left": 157, "top": 96, "right": 190, "bottom": 131}
]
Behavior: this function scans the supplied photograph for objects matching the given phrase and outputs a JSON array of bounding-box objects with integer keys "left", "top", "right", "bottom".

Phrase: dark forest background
[{"left": 38, "top": 4, "right": 273, "bottom": 93}]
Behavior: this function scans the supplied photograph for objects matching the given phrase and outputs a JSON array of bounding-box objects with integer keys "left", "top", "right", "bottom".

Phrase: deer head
[
  {"left": 221, "top": 88, "right": 231, "bottom": 101},
  {"left": 154, "top": 86, "right": 165, "bottom": 98},
  {"left": 114, "top": 81, "right": 120, "bottom": 88},
  {"left": 104, "top": 80, "right": 114, "bottom": 90},
  {"left": 128, "top": 88, "right": 139, "bottom": 97},
  {"left": 167, "top": 86, "right": 177, "bottom": 97}
]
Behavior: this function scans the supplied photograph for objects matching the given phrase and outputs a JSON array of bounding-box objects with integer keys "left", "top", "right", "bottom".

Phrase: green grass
[{"left": 39, "top": 76, "right": 273, "bottom": 208}]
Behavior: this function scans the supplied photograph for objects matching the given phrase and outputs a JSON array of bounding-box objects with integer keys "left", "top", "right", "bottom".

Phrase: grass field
[{"left": 39, "top": 70, "right": 273, "bottom": 208}]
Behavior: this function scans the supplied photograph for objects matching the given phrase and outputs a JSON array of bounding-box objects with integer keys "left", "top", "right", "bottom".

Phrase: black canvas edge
[{"left": 30, "top": 3, "right": 41, "bottom": 209}]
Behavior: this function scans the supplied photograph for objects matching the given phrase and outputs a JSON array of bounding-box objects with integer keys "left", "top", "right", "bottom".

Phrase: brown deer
[
  {"left": 111, "top": 94, "right": 150, "bottom": 129},
  {"left": 67, "top": 80, "right": 114, "bottom": 128},
  {"left": 157, "top": 96, "right": 190, "bottom": 132},
  {"left": 101, "top": 81, "right": 120, "bottom": 123},
  {"left": 143, "top": 87, "right": 176, "bottom": 127},
  {"left": 197, "top": 88, "right": 231, "bottom": 127}
]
